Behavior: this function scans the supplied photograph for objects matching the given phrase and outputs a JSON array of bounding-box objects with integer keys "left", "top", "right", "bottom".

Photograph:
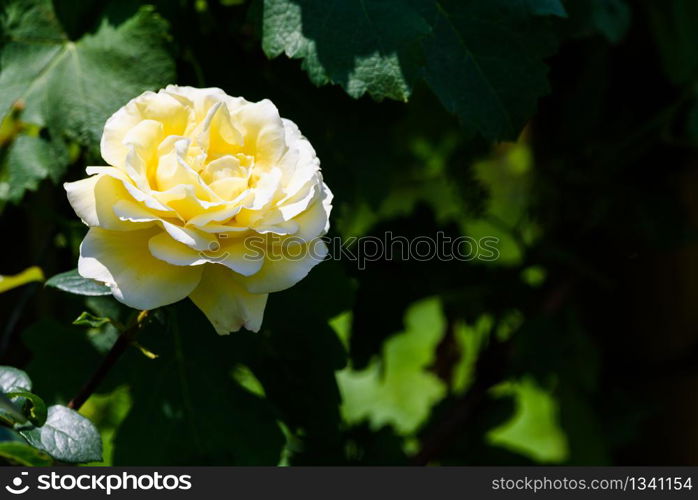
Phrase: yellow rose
[{"left": 64, "top": 86, "right": 332, "bottom": 334}]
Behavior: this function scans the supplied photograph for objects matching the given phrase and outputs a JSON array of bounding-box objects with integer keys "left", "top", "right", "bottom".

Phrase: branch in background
[
  {"left": 411, "top": 337, "right": 511, "bottom": 465},
  {"left": 412, "top": 281, "right": 573, "bottom": 465},
  {"left": 67, "top": 310, "right": 150, "bottom": 411}
]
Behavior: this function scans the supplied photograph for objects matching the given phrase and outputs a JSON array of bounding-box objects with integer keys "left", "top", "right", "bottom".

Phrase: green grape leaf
[
  {"left": 45, "top": 269, "right": 111, "bottom": 296},
  {"left": 19, "top": 405, "right": 102, "bottom": 463},
  {"left": 417, "top": 0, "right": 562, "bottom": 140},
  {"left": 337, "top": 297, "right": 447, "bottom": 435},
  {"left": 465, "top": 142, "right": 539, "bottom": 266},
  {"left": 263, "top": 0, "right": 430, "bottom": 102},
  {"left": 1, "top": 133, "right": 69, "bottom": 204},
  {"left": 0, "top": 0, "right": 175, "bottom": 152},
  {"left": 0, "top": 441, "right": 53, "bottom": 466},
  {"left": 488, "top": 377, "right": 569, "bottom": 464},
  {"left": 262, "top": 0, "right": 564, "bottom": 140}
]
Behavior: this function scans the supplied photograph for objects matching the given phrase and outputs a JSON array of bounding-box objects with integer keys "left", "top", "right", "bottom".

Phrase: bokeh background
[{"left": 1, "top": 0, "right": 697, "bottom": 465}]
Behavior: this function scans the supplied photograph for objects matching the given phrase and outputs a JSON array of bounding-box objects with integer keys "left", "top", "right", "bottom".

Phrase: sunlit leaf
[
  {"left": 0, "top": 266, "right": 43, "bottom": 294},
  {"left": 488, "top": 377, "right": 569, "bottom": 464},
  {"left": 337, "top": 297, "right": 447, "bottom": 435},
  {"left": 19, "top": 405, "right": 102, "bottom": 463},
  {"left": 0, "top": 0, "right": 174, "bottom": 151},
  {"left": 0, "top": 366, "right": 32, "bottom": 393}
]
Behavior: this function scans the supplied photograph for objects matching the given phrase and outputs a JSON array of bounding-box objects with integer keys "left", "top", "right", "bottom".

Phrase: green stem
[{"left": 67, "top": 311, "right": 149, "bottom": 411}]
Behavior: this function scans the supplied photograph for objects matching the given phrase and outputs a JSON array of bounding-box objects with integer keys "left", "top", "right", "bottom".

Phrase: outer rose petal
[
  {"left": 85, "top": 166, "right": 175, "bottom": 214},
  {"left": 242, "top": 238, "right": 328, "bottom": 294},
  {"left": 292, "top": 183, "right": 333, "bottom": 241},
  {"left": 189, "top": 264, "right": 268, "bottom": 334},
  {"left": 101, "top": 91, "right": 190, "bottom": 167},
  {"left": 79, "top": 227, "right": 203, "bottom": 310},
  {"left": 64, "top": 176, "right": 101, "bottom": 226},
  {"left": 64, "top": 175, "right": 154, "bottom": 231}
]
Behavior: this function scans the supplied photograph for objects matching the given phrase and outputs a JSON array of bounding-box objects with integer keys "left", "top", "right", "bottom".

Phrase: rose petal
[
  {"left": 101, "top": 90, "right": 190, "bottom": 168},
  {"left": 112, "top": 199, "right": 216, "bottom": 251},
  {"left": 86, "top": 166, "right": 176, "bottom": 214},
  {"left": 210, "top": 236, "right": 265, "bottom": 276},
  {"left": 291, "top": 183, "right": 333, "bottom": 241},
  {"left": 234, "top": 99, "right": 287, "bottom": 166},
  {"left": 241, "top": 238, "right": 328, "bottom": 293},
  {"left": 189, "top": 264, "right": 268, "bottom": 334},
  {"left": 79, "top": 227, "right": 203, "bottom": 310},
  {"left": 65, "top": 174, "right": 154, "bottom": 231},
  {"left": 148, "top": 232, "right": 208, "bottom": 266}
]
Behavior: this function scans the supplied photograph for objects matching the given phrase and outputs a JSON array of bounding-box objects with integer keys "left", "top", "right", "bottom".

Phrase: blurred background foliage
[{"left": 0, "top": 0, "right": 697, "bottom": 465}]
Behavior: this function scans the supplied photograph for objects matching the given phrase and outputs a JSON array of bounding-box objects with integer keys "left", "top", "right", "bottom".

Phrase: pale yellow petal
[
  {"left": 101, "top": 90, "right": 191, "bottom": 168},
  {"left": 241, "top": 238, "right": 328, "bottom": 293},
  {"left": 65, "top": 174, "right": 153, "bottom": 231},
  {"left": 234, "top": 99, "right": 287, "bottom": 166},
  {"left": 148, "top": 232, "right": 208, "bottom": 266},
  {"left": 112, "top": 199, "right": 216, "bottom": 251},
  {"left": 137, "top": 91, "right": 191, "bottom": 136},
  {"left": 64, "top": 175, "right": 101, "bottom": 227},
  {"left": 122, "top": 119, "right": 164, "bottom": 164},
  {"left": 291, "top": 183, "right": 333, "bottom": 241},
  {"left": 101, "top": 92, "right": 150, "bottom": 167},
  {"left": 85, "top": 166, "right": 175, "bottom": 214},
  {"left": 211, "top": 237, "right": 264, "bottom": 276},
  {"left": 189, "top": 263, "right": 268, "bottom": 334},
  {"left": 78, "top": 227, "right": 203, "bottom": 310}
]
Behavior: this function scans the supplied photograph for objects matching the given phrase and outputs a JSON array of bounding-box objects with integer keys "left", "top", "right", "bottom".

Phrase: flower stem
[{"left": 67, "top": 310, "right": 149, "bottom": 411}]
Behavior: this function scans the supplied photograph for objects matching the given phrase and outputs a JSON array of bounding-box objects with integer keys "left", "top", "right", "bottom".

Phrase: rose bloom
[{"left": 65, "top": 86, "right": 332, "bottom": 334}]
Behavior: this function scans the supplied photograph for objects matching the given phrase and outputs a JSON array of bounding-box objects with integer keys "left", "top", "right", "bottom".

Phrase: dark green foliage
[
  {"left": 0, "top": 0, "right": 696, "bottom": 466},
  {"left": 263, "top": 0, "right": 565, "bottom": 140},
  {"left": 109, "top": 304, "right": 285, "bottom": 465}
]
